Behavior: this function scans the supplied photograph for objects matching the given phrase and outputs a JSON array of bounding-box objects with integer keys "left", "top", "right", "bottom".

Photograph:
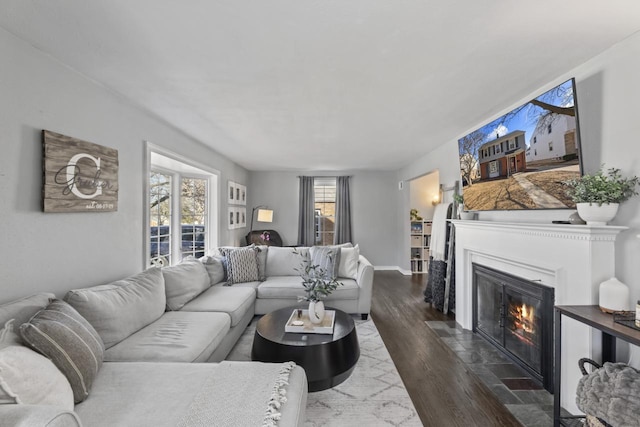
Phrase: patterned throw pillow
[
  {"left": 309, "top": 246, "right": 341, "bottom": 280},
  {"left": 19, "top": 299, "right": 105, "bottom": 403},
  {"left": 225, "top": 247, "right": 260, "bottom": 284}
]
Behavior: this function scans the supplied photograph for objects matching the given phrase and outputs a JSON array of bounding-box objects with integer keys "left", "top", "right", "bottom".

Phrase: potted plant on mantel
[
  {"left": 565, "top": 166, "right": 639, "bottom": 225},
  {"left": 295, "top": 251, "right": 343, "bottom": 324}
]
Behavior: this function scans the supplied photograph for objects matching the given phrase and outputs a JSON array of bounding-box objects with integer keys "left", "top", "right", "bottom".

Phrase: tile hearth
[{"left": 425, "top": 320, "right": 573, "bottom": 427}]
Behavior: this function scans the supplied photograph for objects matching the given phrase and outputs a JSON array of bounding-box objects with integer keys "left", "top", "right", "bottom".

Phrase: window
[
  {"left": 314, "top": 177, "right": 336, "bottom": 245},
  {"left": 549, "top": 141, "right": 553, "bottom": 151},
  {"left": 146, "top": 147, "right": 218, "bottom": 267},
  {"left": 533, "top": 136, "right": 537, "bottom": 144},
  {"left": 495, "top": 144, "right": 501, "bottom": 154},
  {"left": 509, "top": 139, "right": 516, "bottom": 150},
  {"left": 548, "top": 124, "right": 552, "bottom": 134}
]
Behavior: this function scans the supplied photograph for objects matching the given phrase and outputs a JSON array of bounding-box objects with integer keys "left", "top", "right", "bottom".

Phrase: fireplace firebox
[{"left": 472, "top": 263, "right": 555, "bottom": 392}]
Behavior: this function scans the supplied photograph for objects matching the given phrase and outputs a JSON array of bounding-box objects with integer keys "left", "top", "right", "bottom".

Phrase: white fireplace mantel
[{"left": 451, "top": 220, "right": 627, "bottom": 413}]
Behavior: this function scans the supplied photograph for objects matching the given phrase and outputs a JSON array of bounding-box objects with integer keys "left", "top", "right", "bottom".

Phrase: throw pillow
[
  {"left": 254, "top": 245, "right": 268, "bottom": 281},
  {"left": 0, "top": 320, "right": 74, "bottom": 410},
  {"left": 162, "top": 258, "right": 211, "bottom": 310},
  {"left": 309, "top": 246, "right": 341, "bottom": 280},
  {"left": 19, "top": 299, "right": 104, "bottom": 403},
  {"left": 226, "top": 247, "right": 260, "bottom": 284},
  {"left": 64, "top": 267, "right": 166, "bottom": 349},
  {"left": 199, "top": 255, "right": 226, "bottom": 285},
  {"left": 338, "top": 244, "right": 360, "bottom": 279}
]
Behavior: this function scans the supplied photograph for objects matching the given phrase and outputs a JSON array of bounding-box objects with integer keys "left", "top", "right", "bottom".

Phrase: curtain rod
[{"left": 296, "top": 175, "right": 353, "bottom": 178}]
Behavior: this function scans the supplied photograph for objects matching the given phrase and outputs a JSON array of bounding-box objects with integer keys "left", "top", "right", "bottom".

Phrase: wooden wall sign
[{"left": 42, "top": 130, "right": 119, "bottom": 212}]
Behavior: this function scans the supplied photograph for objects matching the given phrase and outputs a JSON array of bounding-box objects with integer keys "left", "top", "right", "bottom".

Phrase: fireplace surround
[
  {"left": 453, "top": 220, "right": 626, "bottom": 414},
  {"left": 472, "top": 263, "right": 554, "bottom": 392}
]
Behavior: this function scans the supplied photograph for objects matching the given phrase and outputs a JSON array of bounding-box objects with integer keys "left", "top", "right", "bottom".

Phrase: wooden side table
[{"left": 553, "top": 305, "right": 640, "bottom": 426}]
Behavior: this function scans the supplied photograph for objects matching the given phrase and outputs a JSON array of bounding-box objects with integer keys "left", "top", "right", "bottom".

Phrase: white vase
[
  {"left": 599, "top": 277, "right": 629, "bottom": 313},
  {"left": 575, "top": 202, "right": 619, "bottom": 226},
  {"left": 308, "top": 300, "right": 325, "bottom": 324}
]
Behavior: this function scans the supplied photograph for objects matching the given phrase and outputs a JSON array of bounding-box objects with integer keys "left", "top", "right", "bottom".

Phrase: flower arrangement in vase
[
  {"left": 295, "top": 250, "right": 342, "bottom": 324},
  {"left": 564, "top": 166, "right": 639, "bottom": 225},
  {"left": 259, "top": 231, "right": 271, "bottom": 242}
]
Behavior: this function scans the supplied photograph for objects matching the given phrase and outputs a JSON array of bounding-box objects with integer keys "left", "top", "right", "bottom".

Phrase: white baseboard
[{"left": 373, "top": 266, "right": 413, "bottom": 276}]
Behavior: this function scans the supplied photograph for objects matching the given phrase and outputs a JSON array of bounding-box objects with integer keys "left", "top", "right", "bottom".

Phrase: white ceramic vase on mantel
[
  {"left": 575, "top": 202, "right": 619, "bottom": 226},
  {"left": 308, "top": 300, "right": 325, "bottom": 324}
]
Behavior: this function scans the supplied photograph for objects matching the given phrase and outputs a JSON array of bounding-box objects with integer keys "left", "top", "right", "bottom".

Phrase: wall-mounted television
[{"left": 458, "top": 78, "right": 583, "bottom": 211}]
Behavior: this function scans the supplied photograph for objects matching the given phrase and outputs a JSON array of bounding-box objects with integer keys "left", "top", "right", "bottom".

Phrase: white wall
[
  {"left": 248, "top": 170, "right": 400, "bottom": 267},
  {"left": 399, "top": 31, "right": 640, "bottom": 366},
  {"left": 0, "top": 28, "right": 248, "bottom": 303}
]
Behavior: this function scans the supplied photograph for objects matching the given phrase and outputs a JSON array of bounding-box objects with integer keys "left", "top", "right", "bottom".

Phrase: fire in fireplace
[
  {"left": 510, "top": 302, "right": 536, "bottom": 341},
  {"left": 472, "top": 263, "right": 555, "bottom": 392}
]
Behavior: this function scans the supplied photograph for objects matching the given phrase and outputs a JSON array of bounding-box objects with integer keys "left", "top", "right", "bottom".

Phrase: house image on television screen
[
  {"left": 526, "top": 115, "right": 577, "bottom": 164},
  {"left": 457, "top": 78, "right": 582, "bottom": 211},
  {"left": 478, "top": 130, "right": 527, "bottom": 179}
]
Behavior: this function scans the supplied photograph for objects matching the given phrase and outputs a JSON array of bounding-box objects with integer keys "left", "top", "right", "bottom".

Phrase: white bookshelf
[{"left": 410, "top": 220, "right": 432, "bottom": 274}]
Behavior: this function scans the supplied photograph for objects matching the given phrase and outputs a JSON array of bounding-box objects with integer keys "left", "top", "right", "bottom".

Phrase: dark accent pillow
[
  {"left": 19, "top": 299, "right": 105, "bottom": 403},
  {"left": 309, "top": 246, "right": 341, "bottom": 280}
]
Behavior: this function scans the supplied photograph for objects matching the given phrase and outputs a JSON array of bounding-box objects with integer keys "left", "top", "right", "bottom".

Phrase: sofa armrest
[
  {"left": 355, "top": 255, "right": 374, "bottom": 316},
  {"left": 0, "top": 405, "right": 82, "bottom": 427}
]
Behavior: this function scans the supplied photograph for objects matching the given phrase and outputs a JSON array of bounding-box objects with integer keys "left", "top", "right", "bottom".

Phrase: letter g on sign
[{"left": 66, "top": 153, "right": 102, "bottom": 199}]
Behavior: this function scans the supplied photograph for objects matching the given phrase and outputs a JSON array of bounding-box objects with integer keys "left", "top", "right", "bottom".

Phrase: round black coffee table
[{"left": 251, "top": 306, "right": 360, "bottom": 392}]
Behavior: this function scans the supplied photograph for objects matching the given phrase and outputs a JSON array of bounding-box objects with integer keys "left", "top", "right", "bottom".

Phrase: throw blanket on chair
[
  {"left": 424, "top": 203, "right": 455, "bottom": 312},
  {"left": 177, "top": 361, "right": 296, "bottom": 427}
]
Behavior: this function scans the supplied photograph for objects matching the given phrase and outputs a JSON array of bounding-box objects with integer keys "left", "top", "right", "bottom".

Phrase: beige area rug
[{"left": 227, "top": 316, "right": 422, "bottom": 426}]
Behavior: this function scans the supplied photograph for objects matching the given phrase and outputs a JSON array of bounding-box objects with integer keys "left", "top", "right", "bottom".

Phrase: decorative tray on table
[
  {"left": 613, "top": 311, "right": 640, "bottom": 332},
  {"left": 285, "top": 309, "right": 336, "bottom": 334}
]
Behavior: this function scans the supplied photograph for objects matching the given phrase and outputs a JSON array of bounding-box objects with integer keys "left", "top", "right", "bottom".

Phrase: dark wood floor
[{"left": 370, "top": 270, "right": 522, "bottom": 427}]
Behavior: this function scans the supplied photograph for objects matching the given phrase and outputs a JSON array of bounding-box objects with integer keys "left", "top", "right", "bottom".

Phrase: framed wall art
[
  {"left": 227, "top": 180, "right": 236, "bottom": 205},
  {"left": 42, "top": 130, "right": 119, "bottom": 212},
  {"left": 228, "top": 206, "right": 236, "bottom": 229},
  {"left": 238, "top": 184, "right": 247, "bottom": 205}
]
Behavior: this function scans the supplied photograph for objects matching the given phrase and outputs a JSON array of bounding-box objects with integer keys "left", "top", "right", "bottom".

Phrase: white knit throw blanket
[
  {"left": 429, "top": 203, "right": 451, "bottom": 261},
  {"left": 177, "top": 361, "right": 296, "bottom": 427}
]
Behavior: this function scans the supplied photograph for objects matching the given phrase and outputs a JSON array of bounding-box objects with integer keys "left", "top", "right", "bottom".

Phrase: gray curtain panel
[
  {"left": 297, "top": 176, "right": 315, "bottom": 246},
  {"left": 334, "top": 176, "right": 352, "bottom": 245}
]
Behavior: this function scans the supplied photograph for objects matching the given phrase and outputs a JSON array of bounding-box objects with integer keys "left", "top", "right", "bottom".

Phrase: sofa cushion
[
  {"left": 103, "top": 311, "right": 230, "bottom": 363},
  {"left": 257, "top": 276, "right": 359, "bottom": 300},
  {"left": 64, "top": 267, "right": 166, "bottom": 349},
  {"left": 226, "top": 247, "right": 260, "bottom": 284},
  {"left": 266, "top": 247, "right": 309, "bottom": 276},
  {"left": 199, "top": 255, "right": 226, "bottom": 285},
  {"left": 162, "top": 259, "right": 211, "bottom": 311},
  {"left": 338, "top": 244, "right": 360, "bottom": 279},
  {"left": 309, "top": 246, "right": 341, "bottom": 280},
  {"left": 0, "top": 320, "right": 74, "bottom": 409},
  {"left": 0, "top": 293, "right": 54, "bottom": 328},
  {"left": 19, "top": 300, "right": 104, "bottom": 403},
  {"left": 180, "top": 285, "right": 256, "bottom": 327}
]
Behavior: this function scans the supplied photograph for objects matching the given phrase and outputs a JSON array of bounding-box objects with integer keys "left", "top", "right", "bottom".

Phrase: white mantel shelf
[
  {"left": 451, "top": 220, "right": 628, "bottom": 240},
  {"left": 451, "top": 219, "right": 628, "bottom": 414}
]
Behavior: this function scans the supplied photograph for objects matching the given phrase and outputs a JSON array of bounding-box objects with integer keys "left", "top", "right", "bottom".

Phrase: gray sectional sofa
[{"left": 0, "top": 244, "right": 374, "bottom": 427}]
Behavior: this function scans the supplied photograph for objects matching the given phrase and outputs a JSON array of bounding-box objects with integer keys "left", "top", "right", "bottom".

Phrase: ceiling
[{"left": 2, "top": 1, "right": 640, "bottom": 171}]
